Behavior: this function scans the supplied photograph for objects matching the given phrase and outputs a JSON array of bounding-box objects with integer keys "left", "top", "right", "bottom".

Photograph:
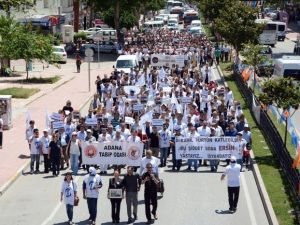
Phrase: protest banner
[
  {"left": 151, "top": 54, "right": 185, "bottom": 67},
  {"left": 85, "top": 117, "right": 98, "bottom": 126},
  {"left": 125, "top": 117, "right": 135, "bottom": 124},
  {"left": 175, "top": 137, "right": 241, "bottom": 160},
  {"left": 82, "top": 141, "right": 143, "bottom": 166}
]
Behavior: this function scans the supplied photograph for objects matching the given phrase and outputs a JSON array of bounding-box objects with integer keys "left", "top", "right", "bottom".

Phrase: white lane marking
[
  {"left": 241, "top": 173, "right": 258, "bottom": 225},
  {"left": 40, "top": 175, "right": 80, "bottom": 225}
]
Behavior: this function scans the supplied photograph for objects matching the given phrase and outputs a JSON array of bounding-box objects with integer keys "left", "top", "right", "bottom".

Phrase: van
[
  {"left": 88, "top": 29, "right": 117, "bottom": 42},
  {"left": 273, "top": 21, "right": 286, "bottom": 41},
  {"left": 143, "top": 21, "right": 164, "bottom": 30},
  {"left": 169, "top": 14, "right": 179, "bottom": 23},
  {"left": 191, "top": 20, "right": 201, "bottom": 27},
  {"left": 115, "top": 55, "right": 138, "bottom": 74},
  {"left": 273, "top": 56, "right": 300, "bottom": 80}
]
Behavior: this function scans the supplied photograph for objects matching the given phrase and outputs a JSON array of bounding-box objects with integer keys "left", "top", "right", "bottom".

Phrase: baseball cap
[
  {"left": 237, "top": 132, "right": 243, "bottom": 136},
  {"left": 244, "top": 124, "right": 249, "bottom": 128},
  {"left": 43, "top": 129, "right": 49, "bottom": 133},
  {"left": 230, "top": 156, "right": 237, "bottom": 163},
  {"left": 87, "top": 129, "right": 92, "bottom": 133},
  {"left": 89, "top": 167, "right": 97, "bottom": 176},
  {"left": 174, "top": 125, "right": 181, "bottom": 131}
]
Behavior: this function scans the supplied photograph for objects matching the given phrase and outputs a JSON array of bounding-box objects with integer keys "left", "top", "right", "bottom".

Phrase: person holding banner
[
  {"left": 140, "top": 150, "right": 159, "bottom": 176},
  {"left": 40, "top": 129, "right": 51, "bottom": 173},
  {"left": 221, "top": 156, "right": 241, "bottom": 213},
  {"left": 29, "top": 128, "right": 42, "bottom": 174},
  {"left": 158, "top": 123, "right": 171, "bottom": 167},
  {"left": 107, "top": 170, "right": 124, "bottom": 224}
]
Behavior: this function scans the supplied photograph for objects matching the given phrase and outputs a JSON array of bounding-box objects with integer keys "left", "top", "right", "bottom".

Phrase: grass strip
[
  {"left": 0, "top": 87, "right": 39, "bottom": 98},
  {"left": 220, "top": 61, "right": 296, "bottom": 225}
]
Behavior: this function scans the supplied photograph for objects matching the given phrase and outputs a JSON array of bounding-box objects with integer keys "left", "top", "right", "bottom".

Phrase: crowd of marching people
[{"left": 25, "top": 27, "right": 252, "bottom": 224}]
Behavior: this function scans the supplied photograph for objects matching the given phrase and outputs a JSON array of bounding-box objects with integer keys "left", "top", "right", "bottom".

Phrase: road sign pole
[
  {"left": 88, "top": 61, "right": 91, "bottom": 92},
  {"left": 98, "top": 41, "right": 100, "bottom": 68}
]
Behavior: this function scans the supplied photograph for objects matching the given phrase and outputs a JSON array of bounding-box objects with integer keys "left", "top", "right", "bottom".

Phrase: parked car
[
  {"left": 79, "top": 41, "right": 118, "bottom": 54},
  {"left": 51, "top": 46, "right": 67, "bottom": 63},
  {"left": 79, "top": 27, "right": 102, "bottom": 36}
]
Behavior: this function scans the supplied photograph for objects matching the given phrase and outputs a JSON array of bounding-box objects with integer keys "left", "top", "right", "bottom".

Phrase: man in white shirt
[
  {"left": 221, "top": 156, "right": 241, "bottom": 213},
  {"left": 26, "top": 120, "right": 35, "bottom": 149},
  {"left": 40, "top": 129, "right": 51, "bottom": 173},
  {"left": 98, "top": 128, "right": 111, "bottom": 174},
  {"left": 140, "top": 150, "right": 159, "bottom": 176},
  {"left": 29, "top": 128, "right": 42, "bottom": 174},
  {"left": 158, "top": 123, "right": 171, "bottom": 167},
  {"left": 83, "top": 167, "right": 102, "bottom": 225},
  {"left": 127, "top": 129, "right": 141, "bottom": 143}
]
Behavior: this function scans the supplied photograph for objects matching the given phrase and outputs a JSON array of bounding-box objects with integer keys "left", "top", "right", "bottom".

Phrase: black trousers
[
  {"left": 43, "top": 154, "right": 51, "bottom": 172},
  {"left": 51, "top": 157, "right": 60, "bottom": 175},
  {"left": 228, "top": 186, "right": 240, "bottom": 210},
  {"left": 0, "top": 131, "right": 3, "bottom": 147},
  {"left": 145, "top": 192, "right": 157, "bottom": 221},
  {"left": 110, "top": 199, "right": 122, "bottom": 222}
]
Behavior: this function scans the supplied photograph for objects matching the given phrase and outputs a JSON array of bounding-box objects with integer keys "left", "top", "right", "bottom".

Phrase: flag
[
  {"left": 45, "top": 109, "right": 51, "bottom": 130},
  {"left": 183, "top": 104, "right": 188, "bottom": 124},
  {"left": 169, "top": 116, "right": 174, "bottom": 133},
  {"left": 292, "top": 144, "right": 300, "bottom": 169},
  {"left": 25, "top": 111, "right": 31, "bottom": 129}
]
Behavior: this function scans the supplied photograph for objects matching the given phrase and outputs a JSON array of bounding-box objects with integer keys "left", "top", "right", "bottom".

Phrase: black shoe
[
  {"left": 146, "top": 220, "right": 152, "bottom": 224},
  {"left": 133, "top": 213, "right": 137, "bottom": 220},
  {"left": 127, "top": 218, "right": 133, "bottom": 224},
  {"left": 30, "top": 170, "right": 34, "bottom": 174},
  {"left": 34, "top": 170, "right": 40, "bottom": 174},
  {"left": 233, "top": 207, "right": 237, "bottom": 212},
  {"left": 229, "top": 208, "right": 234, "bottom": 213}
]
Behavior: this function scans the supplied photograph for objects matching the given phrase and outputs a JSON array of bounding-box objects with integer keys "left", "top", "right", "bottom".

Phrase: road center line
[
  {"left": 40, "top": 175, "right": 80, "bottom": 225},
  {"left": 241, "top": 173, "right": 258, "bottom": 225}
]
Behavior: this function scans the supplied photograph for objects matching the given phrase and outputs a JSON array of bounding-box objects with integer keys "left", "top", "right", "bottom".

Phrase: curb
[
  {"left": 215, "top": 63, "right": 279, "bottom": 225},
  {"left": 0, "top": 89, "right": 94, "bottom": 197}
]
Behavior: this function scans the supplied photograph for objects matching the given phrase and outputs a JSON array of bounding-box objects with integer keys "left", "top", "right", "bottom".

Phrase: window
[
  {"left": 283, "top": 69, "right": 300, "bottom": 80},
  {"left": 278, "top": 25, "right": 285, "bottom": 32},
  {"left": 44, "top": 0, "right": 49, "bottom": 8},
  {"left": 264, "top": 24, "right": 276, "bottom": 31}
]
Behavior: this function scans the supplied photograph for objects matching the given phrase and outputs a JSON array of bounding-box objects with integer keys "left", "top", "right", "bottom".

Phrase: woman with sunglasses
[
  {"left": 61, "top": 172, "right": 77, "bottom": 225},
  {"left": 48, "top": 132, "right": 63, "bottom": 176}
]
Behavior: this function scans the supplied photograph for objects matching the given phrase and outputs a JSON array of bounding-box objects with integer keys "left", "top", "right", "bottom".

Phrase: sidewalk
[
  {"left": 286, "top": 21, "right": 300, "bottom": 41},
  {"left": 0, "top": 59, "right": 113, "bottom": 195}
]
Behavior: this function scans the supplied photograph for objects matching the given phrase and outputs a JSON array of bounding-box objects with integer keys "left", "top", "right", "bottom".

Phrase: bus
[
  {"left": 170, "top": 6, "right": 184, "bottom": 24},
  {"left": 167, "top": 0, "right": 183, "bottom": 10},
  {"left": 255, "top": 19, "right": 277, "bottom": 47},
  {"left": 183, "top": 10, "right": 199, "bottom": 28}
]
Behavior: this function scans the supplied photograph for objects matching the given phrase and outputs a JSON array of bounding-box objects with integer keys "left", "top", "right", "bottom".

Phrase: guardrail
[{"left": 233, "top": 64, "right": 300, "bottom": 223}]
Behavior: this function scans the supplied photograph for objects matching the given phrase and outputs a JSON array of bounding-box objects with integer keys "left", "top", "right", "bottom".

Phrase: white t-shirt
[
  {"left": 224, "top": 163, "right": 241, "bottom": 187},
  {"left": 70, "top": 140, "right": 80, "bottom": 155},
  {"left": 159, "top": 130, "right": 171, "bottom": 148},
  {"left": 0, "top": 118, "right": 3, "bottom": 132},
  {"left": 40, "top": 135, "right": 51, "bottom": 154},
  {"left": 197, "top": 126, "right": 211, "bottom": 137},
  {"left": 61, "top": 181, "right": 77, "bottom": 205},
  {"left": 127, "top": 135, "right": 141, "bottom": 143},
  {"left": 30, "top": 137, "right": 41, "bottom": 155},
  {"left": 140, "top": 156, "right": 159, "bottom": 175},
  {"left": 83, "top": 174, "right": 102, "bottom": 198}
]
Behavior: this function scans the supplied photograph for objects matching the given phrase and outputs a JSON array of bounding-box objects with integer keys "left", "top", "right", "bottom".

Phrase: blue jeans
[
  {"left": 160, "top": 147, "right": 168, "bottom": 166},
  {"left": 172, "top": 147, "right": 182, "bottom": 170},
  {"left": 30, "top": 154, "right": 40, "bottom": 171},
  {"left": 66, "top": 204, "right": 73, "bottom": 221},
  {"left": 188, "top": 159, "right": 198, "bottom": 170},
  {"left": 70, "top": 154, "right": 79, "bottom": 175},
  {"left": 209, "top": 159, "right": 219, "bottom": 171},
  {"left": 87, "top": 197, "right": 98, "bottom": 221},
  {"left": 237, "top": 159, "right": 243, "bottom": 171}
]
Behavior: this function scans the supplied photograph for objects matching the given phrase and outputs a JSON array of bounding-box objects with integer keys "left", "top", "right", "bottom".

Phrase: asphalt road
[{"left": 0, "top": 62, "right": 270, "bottom": 225}]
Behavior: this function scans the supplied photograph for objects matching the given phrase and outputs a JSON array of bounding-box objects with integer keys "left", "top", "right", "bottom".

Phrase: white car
[
  {"left": 80, "top": 27, "right": 102, "bottom": 36},
  {"left": 52, "top": 46, "right": 67, "bottom": 64},
  {"left": 167, "top": 23, "right": 179, "bottom": 31}
]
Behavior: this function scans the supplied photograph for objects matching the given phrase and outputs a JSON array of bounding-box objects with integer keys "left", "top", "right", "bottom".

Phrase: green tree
[
  {"left": 215, "top": 1, "right": 263, "bottom": 55},
  {"left": 199, "top": 0, "right": 233, "bottom": 23},
  {"left": 259, "top": 77, "right": 300, "bottom": 146},
  {"left": 11, "top": 27, "right": 54, "bottom": 79},
  {"left": 0, "top": 0, "right": 34, "bottom": 17}
]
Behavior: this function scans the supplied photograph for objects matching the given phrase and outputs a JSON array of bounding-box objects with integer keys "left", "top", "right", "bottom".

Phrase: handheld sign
[
  {"left": 85, "top": 117, "right": 97, "bottom": 126},
  {"left": 52, "top": 121, "right": 65, "bottom": 129},
  {"left": 51, "top": 113, "right": 62, "bottom": 121},
  {"left": 125, "top": 117, "right": 135, "bottom": 125},
  {"left": 181, "top": 97, "right": 192, "bottom": 104},
  {"left": 133, "top": 104, "right": 144, "bottom": 112},
  {"left": 152, "top": 119, "right": 164, "bottom": 126}
]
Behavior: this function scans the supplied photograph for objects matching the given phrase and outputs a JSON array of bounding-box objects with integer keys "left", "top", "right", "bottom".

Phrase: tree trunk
[
  {"left": 26, "top": 61, "right": 29, "bottom": 80},
  {"left": 89, "top": 0, "right": 93, "bottom": 28},
  {"left": 114, "top": 0, "right": 120, "bottom": 34},
  {"left": 73, "top": 0, "right": 80, "bottom": 32}
]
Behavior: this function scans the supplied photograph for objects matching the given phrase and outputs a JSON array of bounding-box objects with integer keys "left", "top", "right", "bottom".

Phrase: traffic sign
[
  {"left": 85, "top": 57, "right": 94, "bottom": 62},
  {"left": 85, "top": 48, "right": 94, "bottom": 57}
]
